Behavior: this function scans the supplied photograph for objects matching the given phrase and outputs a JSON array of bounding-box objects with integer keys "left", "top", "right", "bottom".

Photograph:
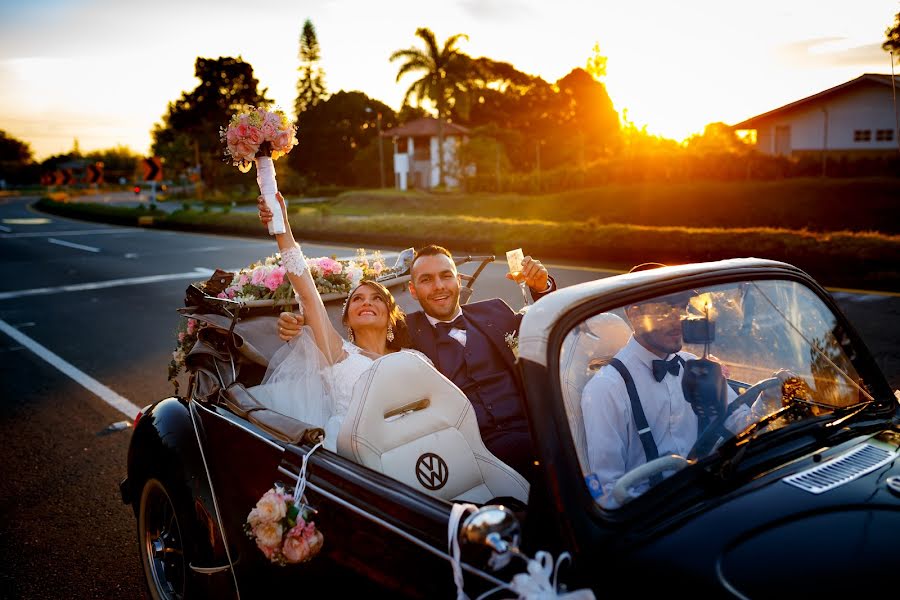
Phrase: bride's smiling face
[{"left": 345, "top": 285, "right": 389, "bottom": 332}]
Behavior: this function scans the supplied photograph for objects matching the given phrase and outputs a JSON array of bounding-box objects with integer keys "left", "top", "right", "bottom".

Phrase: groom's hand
[
  {"left": 506, "top": 255, "right": 549, "bottom": 292},
  {"left": 277, "top": 311, "right": 304, "bottom": 341}
]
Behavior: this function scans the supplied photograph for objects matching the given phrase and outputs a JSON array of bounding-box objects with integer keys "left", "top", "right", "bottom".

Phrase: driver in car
[{"left": 581, "top": 270, "right": 758, "bottom": 508}]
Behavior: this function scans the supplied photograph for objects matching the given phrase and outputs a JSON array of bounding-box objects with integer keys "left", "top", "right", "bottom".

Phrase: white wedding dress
[{"left": 253, "top": 330, "right": 373, "bottom": 451}]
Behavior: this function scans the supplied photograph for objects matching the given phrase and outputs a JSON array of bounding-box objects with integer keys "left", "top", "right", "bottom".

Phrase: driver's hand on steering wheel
[
  {"left": 760, "top": 369, "right": 798, "bottom": 405},
  {"left": 277, "top": 311, "right": 304, "bottom": 342}
]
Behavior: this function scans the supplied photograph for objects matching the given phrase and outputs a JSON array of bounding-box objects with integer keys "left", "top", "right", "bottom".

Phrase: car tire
[{"left": 138, "top": 477, "right": 193, "bottom": 600}]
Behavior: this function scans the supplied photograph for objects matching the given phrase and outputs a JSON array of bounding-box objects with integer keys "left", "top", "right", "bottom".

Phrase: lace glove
[{"left": 280, "top": 245, "right": 307, "bottom": 277}]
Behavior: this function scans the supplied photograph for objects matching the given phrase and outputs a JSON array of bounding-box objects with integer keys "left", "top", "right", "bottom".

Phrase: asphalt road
[{"left": 0, "top": 195, "right": 897, "bottom": 599}]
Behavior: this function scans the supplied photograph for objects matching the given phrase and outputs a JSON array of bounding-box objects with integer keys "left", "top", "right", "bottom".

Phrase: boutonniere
[{"left": 504, "top": 331, "right": 519, "bottom": 360}]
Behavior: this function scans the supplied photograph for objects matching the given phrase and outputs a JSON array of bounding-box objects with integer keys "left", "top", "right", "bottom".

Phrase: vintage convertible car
[{"left": 120, "top": 257, "right": 899, "bottom": 599}]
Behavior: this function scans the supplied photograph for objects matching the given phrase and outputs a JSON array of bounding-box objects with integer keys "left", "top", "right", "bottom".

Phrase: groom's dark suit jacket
[{"left": 404, "top": 282, "right": 555, "bottom": 481}]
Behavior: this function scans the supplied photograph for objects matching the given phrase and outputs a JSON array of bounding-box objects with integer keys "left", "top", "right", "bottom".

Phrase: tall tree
[
  {"left": 151, "top": 56, "right": 271, "bottom": 188},
  {"left": 0, "top": 130, "right": 32, "bottom": 163},
  {"left": 295, "top": 19, "right": 327, "bottom": 120},
  {"left": 390, "top": 27, "right": 472, "bottom": 186},
  {"left": 294, "top": 91, "right": 396, "bottom": 185},
  {"left": 0, "top": 130, "right": 34, "bottom": 184},
  {"left": 556, "top": 67, "right": 621, "bottom": 162},
  {"left": 884, "top": 12, "right": 900, "bottom": 54}
]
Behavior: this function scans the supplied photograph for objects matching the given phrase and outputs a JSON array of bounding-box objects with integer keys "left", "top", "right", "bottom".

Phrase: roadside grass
[
  {"left": 330, "top": 177, "right": 900, "bottom": 234},
  {"left": 35, "top": 197, "right": 897, "bottom": 291}
]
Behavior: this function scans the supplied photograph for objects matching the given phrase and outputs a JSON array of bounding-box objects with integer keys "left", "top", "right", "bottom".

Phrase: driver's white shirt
[{"left": 581, "top": 336, "right": 738, "bottom": 508}]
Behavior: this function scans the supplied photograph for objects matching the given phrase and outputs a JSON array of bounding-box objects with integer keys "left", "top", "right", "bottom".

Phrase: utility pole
[{"left": 377, "top": 112, "right": 385, "bottom": 188}]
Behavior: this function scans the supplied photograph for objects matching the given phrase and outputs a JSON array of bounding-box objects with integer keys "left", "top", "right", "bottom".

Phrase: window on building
[
  {"left": 853, "top": 129, "right": 872, "bottom": 142},
  {"left": 876, "top": 129, "right": 894, "bottom": 142}
]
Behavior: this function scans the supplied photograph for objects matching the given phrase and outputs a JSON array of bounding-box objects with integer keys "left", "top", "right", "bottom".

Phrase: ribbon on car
[
  {"left": 447, "top": 503, "right": 596, "bottom": 600},
  {"left": 292, "top": 440, "right": 323, "bottom": 508}
]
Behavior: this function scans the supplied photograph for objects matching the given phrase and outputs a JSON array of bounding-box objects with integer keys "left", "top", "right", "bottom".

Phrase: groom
[{"left": 276, "top": 244, "right": 555, "bottom": 482}]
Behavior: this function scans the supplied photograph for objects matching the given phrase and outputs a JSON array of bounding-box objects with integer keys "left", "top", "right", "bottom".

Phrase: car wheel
[{"left": 138, "top": 477, "right": 191, "bottom": 600}]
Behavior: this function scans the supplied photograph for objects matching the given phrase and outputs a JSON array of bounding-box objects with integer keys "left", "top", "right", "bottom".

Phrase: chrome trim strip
[
  {"left": 189, "top": 403, "right": 241, "bottom": 599},
  {"left": 189, "top": 563, "right": 231, "bottom": 574},
  {"left": 276, "top": 466, "right": 508, "bottom": 588}
]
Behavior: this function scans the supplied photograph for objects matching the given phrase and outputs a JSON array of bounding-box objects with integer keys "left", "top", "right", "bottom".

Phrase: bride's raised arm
[{"left": 267, "top": 192, "right": 346, "bottom": 364}]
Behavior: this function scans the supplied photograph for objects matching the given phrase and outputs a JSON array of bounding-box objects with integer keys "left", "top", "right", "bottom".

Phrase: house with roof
[
  {"left": 381, "top": 117, "right": 471, "bottom": 190},
  {"left": 731, "top": 73, "right": 899, "bottom": 157}
]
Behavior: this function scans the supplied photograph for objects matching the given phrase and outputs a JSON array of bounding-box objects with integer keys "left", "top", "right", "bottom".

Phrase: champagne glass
[{"left": 506, "top": 248, "right": 531, "bottom": 308}]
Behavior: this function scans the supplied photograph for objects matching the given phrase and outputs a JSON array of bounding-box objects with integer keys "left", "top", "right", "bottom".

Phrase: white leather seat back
[
  {"left": 337, "top": 351, "right": 529, "bottom": 504},
  {"left": 559, "top": 313, "right": 632, "bottom": 473}
]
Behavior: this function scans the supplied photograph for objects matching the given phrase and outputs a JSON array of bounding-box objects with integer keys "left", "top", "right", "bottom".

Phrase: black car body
[{"left": 121, "top": 258, "right": 900, "bottom": 599}]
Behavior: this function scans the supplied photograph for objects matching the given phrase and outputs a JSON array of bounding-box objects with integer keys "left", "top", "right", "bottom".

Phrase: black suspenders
[{"left": 608, "top": 357, "right": 668, "bottom": 487}]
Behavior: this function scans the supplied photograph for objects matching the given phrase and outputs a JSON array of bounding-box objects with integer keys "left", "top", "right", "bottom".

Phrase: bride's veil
[{"left": 252, "top": 325, "right": 337, "bottom": 429}]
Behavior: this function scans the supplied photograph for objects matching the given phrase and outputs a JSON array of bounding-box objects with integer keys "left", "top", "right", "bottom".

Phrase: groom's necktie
[{"left": 652, "top": 357, "right": 682, "bottom": 382}]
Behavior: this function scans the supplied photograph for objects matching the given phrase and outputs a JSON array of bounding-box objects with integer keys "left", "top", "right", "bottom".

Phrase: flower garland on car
[{"left": 167, "top": 249, "right": 399, "bottom": 389}]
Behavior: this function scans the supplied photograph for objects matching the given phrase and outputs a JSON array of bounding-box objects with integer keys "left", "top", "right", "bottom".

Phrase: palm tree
[{"left": 390, "top": 28, "right": 471, "bottom": 187}]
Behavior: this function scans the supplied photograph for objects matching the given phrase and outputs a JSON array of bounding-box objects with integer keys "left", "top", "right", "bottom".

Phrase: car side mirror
[{"left": 460, "top": 505, "right": 521, "bottom": 556}]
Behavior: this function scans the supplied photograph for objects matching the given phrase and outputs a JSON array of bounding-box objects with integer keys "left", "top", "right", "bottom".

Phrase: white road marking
[
  {"left": 0, "top": 318, "right": 141, "bottom": 419},
  {"left": 0, "top": 228, "right": 136, "bottom": 239},
  {"left": 0, "top": 225, "right": 11, "bottom": 232},
  {"left": 48, "top": 237, "right": 101, "bottom": 253},
  {"left": 0, "top": 267, "right": 214, "bottom": 301}
]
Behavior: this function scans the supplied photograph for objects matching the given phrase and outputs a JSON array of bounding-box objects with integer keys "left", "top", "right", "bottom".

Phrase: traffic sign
[
  {"left": 142, "top": 157, "right": 163, "bottom": 182},
  {"left": 86, "top": 163, "right": 104, "bottom": 184}
]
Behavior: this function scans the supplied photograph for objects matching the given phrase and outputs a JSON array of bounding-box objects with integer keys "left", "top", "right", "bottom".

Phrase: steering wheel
[
  {"left": 687, "top": 377, "right": 781, "bottom": 460},
  {"left": 611, "top": 455, "right": 691, "bottom": 506}
]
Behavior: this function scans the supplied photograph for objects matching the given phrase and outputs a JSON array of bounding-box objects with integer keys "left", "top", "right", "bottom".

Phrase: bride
[{"left": 252, "top": 192, "right": 408, "bottom": 450}]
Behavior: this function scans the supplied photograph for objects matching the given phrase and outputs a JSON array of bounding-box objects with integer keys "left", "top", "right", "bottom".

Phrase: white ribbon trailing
[
  {"left": 447, "top": 503, "right": 596, "bottom": 600},
  {"left": 292, "top": 440, "right": 323, "bottom": 507}
]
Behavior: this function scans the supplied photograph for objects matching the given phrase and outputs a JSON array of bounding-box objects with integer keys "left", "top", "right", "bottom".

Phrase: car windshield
[{"left": 559, "top": 278, "right": 873, "bottom": 509}]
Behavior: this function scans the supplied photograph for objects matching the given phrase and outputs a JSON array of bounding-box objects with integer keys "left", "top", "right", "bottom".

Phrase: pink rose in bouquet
[{"left": 244, "top": 484, "right": 324, "bottom": 566}]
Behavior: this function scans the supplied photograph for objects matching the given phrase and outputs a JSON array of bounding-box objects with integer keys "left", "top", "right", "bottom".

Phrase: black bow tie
[
  {"left": 652, "top": 357, "right": 681, "bottom": 382},
  {"left": 436, "top": 315, "right": 466, "bottom": 335}
]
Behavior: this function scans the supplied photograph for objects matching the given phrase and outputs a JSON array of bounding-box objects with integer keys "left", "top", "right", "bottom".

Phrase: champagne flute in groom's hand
[{"left": 506, "top": 248, "right": 531, "bottom": 308}]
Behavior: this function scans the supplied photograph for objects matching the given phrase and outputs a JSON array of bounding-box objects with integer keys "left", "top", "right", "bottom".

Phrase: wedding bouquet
[
  {"left": 245, "top": 484, "right": 323, "bottom": 565},
  {"left": 220, "top": 105, "right": 298, "bottom": 235}
]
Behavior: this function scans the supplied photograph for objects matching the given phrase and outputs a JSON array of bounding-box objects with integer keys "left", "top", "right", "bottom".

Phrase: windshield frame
[{"left": 543, "top": 265, "right": 895, "bottom": 525}]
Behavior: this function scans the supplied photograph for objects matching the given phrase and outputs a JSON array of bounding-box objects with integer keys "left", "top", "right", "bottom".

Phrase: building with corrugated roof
[{"left": 731, "top": 74, "right": 900, "bottom": 157}]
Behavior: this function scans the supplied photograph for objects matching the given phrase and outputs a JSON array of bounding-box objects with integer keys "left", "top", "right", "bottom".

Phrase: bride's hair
[{"left": 341, "top": 280, "right": 409, "bottom": 350}]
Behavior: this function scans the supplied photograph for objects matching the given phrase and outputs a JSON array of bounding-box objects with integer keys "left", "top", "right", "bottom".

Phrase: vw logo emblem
[{"left": 415, "top": 453, "right": 449, "bottom": 490}]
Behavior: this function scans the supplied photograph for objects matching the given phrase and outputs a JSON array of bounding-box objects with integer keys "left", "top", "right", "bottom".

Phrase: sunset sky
[{"left": 0, "top": 0, "right": 896, "bottom": 160}]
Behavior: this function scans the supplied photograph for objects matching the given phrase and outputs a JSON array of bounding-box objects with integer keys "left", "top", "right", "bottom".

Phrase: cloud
[
  {"left": 776, "top": 37, "right": 890, "bottom": 69},
  {"left": 457, "top": 0, "right": 533, "bottom": 21}
]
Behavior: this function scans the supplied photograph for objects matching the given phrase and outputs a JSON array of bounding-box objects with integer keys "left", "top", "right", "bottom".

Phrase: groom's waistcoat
[
  {"left": 435, "top": 319, "right": 525, "bottom": 434},
  {"left": 408, "top": 300, "right": 527, "bottom": 437}
]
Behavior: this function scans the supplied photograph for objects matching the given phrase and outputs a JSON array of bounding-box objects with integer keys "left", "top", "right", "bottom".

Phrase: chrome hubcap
[{"left": 143, "top": 483, "right": 185, "bottom": 600}]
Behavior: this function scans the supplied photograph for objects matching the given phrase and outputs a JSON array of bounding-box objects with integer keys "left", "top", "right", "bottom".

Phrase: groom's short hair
[{"left": 411, "top": 245, "right": 453, "bottom": 275}]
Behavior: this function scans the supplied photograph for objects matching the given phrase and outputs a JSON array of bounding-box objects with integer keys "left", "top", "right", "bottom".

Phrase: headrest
[
  {"left": 583, "top": 312, "right": 632, "bottom": 345},
  {"left": 338, "top": 351, "right": 471, "bottom": 456}
]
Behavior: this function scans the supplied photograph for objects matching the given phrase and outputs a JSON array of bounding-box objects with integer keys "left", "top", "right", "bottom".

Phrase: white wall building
[
  {"left": 732, "top": 74, "right": 900, "bottom": 157},
  {"left": 382, "top": 118, "right": 470, "bottom": 190}
]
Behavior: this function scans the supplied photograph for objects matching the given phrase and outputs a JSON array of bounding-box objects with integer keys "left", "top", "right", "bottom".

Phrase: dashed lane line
[
  {"left": 48, "top": 237, "right": 101, "bottom": 252},
  {"left": 0, "top": 268, "right": 215, "bottom": 301},
  {"left": 0, "top": 228, "right": 137, "bottom": 238},
  {"left": 0, "top": 318, "right": 142, "bottom": 419}
]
